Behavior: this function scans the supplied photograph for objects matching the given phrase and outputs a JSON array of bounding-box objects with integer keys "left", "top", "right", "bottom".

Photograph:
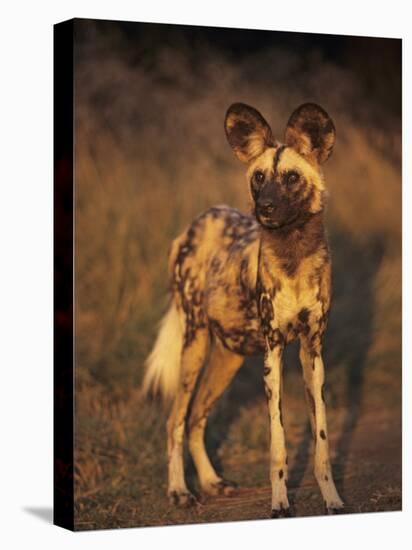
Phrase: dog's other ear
[
  {"left": 285, "top": 103, "right": 336, "bottom": 165},
  {"left": 225, "top": 103, "right": 274, "bottom": 163}
]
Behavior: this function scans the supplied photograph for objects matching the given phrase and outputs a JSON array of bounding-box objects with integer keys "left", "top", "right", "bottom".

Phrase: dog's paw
[
  {"left": 325, "top": 499, "right": 344, "bottom": 515},
  {"left": 202, "top": 478, "right": 238, "bottom": 496},
  {"left": 271, "top": 505, "right": 294, "bottom": 518},
  {"left": 168, "top": 490, "right": 198, "bottom": 508}
]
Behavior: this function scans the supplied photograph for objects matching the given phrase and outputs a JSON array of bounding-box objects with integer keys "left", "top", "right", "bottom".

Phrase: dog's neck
[{"left": 258, "top": 211, "right": 328, "bottom": 278}]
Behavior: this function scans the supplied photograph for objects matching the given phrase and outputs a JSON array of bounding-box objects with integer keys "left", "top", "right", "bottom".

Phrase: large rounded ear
[
  {"left": 285, "top": 103, "right": 335, "bottom": 164},
  {"left": 225, "top": 103, "right": 274, "bottom": 163}
]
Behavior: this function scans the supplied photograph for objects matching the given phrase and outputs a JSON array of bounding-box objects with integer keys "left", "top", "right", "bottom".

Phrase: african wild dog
[{"left": 143, "top": 102, "right": 344, "bottom": 517}]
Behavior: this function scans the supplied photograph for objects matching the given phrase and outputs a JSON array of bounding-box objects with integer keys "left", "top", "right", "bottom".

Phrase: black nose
[{"left": 258, "top": 201, "right": 274, "bottom": 215}]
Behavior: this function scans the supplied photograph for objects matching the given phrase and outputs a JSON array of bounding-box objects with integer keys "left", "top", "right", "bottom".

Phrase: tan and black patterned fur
[{"left": 144, "top": 102, "right": 344, "bottom": 517}]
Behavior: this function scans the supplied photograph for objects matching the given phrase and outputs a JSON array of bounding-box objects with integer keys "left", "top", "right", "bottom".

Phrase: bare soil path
[
  {"left": 195, "top": 408, "right": 401, "bottom": 522},
  {"left": 75, "top": 385, "right": 401, "bottom": 530}
]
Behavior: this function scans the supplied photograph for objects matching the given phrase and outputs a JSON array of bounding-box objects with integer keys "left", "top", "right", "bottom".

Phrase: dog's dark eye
[
  {"left": 286, "top": 171, "right": 299, "bottom": 185},
  {"left": 254, "top": 171, "right": 265, "bottom": 184}
]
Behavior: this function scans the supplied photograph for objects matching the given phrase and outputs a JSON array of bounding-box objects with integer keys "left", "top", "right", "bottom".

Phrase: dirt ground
[{"left": 74, "top": 354, "right": 402, "bottom": 530}]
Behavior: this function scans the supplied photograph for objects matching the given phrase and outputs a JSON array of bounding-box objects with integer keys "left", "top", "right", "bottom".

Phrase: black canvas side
[{"left": 53, "top": 19, "right": 74, "bottom": 531}]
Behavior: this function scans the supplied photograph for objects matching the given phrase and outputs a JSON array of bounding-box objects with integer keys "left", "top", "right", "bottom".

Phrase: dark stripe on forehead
[{"left": 273, "top": 145, "right": 286, "bottom": 172}]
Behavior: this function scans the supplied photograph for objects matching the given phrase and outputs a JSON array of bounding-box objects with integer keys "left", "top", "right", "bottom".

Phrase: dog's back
[{"left": 170, "top": 205, "right": 262, "bottom": 355}]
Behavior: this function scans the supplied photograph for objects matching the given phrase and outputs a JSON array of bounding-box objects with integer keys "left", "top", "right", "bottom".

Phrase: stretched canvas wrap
[{"left": 54, "top": 18, "right": 402, "bottom": 531}]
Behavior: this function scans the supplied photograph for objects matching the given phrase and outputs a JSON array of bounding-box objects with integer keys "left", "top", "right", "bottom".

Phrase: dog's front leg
[
  {"left": 264, "top": 342, "right": 291, "bottom": 517},
  {"left": 300, "top": 341, "right": 344, "bottom": 514}
]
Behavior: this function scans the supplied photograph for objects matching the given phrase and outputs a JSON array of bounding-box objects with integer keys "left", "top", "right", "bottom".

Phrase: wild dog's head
[{"left": 224, "top": 102, "right": 335, "bottom": 230}]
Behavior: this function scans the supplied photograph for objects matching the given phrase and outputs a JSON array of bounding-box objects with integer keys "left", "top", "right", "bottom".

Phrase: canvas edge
[{"left": 53, "top": 18, "right": 75, "bottom": 532}]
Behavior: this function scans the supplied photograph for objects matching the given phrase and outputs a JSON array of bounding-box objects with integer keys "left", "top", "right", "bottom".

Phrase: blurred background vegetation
[{"left": 73, "top": 20, "right": 401, "bottom": 529}]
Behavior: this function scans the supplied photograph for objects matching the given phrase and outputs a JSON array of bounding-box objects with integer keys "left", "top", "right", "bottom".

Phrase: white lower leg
[
  {"left": 188, "top": 420, "right": 221, "bottom": 489},
  {"left": 265, "top": 345, "right": 289, "bottom": 512},
  {"left": 168, "top": 419, "right": 189, "bottom": 495},
  {"left": 166, "top": 330, "right": 208, "bottom": 503},
  {"left": 312, "top": 355, "right": 343, "bottom": 510}
]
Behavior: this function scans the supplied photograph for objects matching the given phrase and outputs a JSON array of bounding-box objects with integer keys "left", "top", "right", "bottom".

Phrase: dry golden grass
[{"left": 73, "top": 23, "right": 401, "bottom": 528}]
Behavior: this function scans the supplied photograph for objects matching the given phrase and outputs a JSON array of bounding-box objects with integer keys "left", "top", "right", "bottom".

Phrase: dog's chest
[
  {"left": 274, "top": 279, "right": 320, "bottom": 331},
  {"left": 260, "top": 260, "right": 324, "bottom": 342}
]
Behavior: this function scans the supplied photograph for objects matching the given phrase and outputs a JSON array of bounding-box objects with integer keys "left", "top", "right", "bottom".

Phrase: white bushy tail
[{"left": 142, "top": 302, "right": 183, "bottom": 402}]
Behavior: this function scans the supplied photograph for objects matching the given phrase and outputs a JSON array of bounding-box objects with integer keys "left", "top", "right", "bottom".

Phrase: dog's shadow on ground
[{"left": 188, "top": 230, "right": 384, "bottom": 497}]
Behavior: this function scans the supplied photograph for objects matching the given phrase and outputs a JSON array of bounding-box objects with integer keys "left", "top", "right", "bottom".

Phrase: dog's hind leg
[
  {"left": 167, "top": 327, "right": 209, "bottom": 507},
  {"left": 188, "top": 340, "right": 244, "bottom": 496}
]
